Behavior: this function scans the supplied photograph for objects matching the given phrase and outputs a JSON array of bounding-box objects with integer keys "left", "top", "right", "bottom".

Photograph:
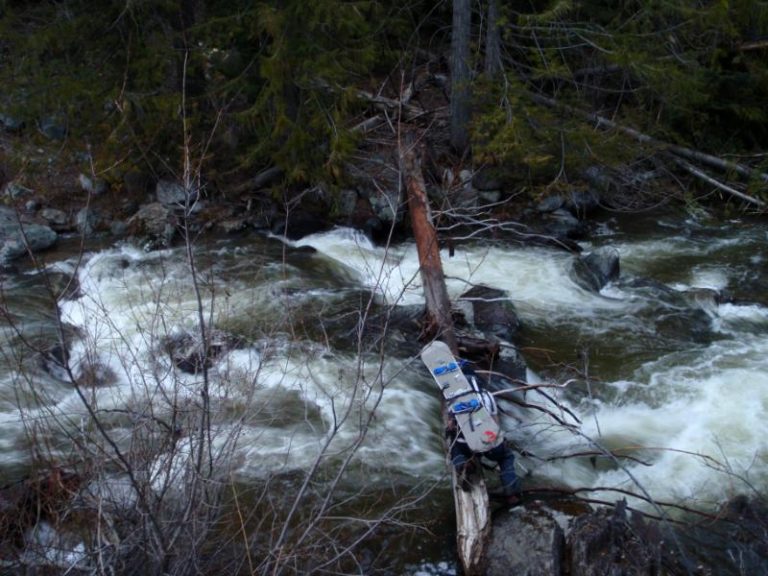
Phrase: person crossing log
[{"left": 400, "top": 131, "right": 505, "bottom": 576}]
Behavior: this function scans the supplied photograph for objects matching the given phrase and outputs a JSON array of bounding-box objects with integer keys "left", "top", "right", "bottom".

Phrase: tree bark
[
  {"left": 451, "top": 0, "right": 472, "bottom": 152},
  {"left": 485, "top": 0, "right": 502, "bottom": 77},
  {"left": 400, "top": 133, "right": 458, "bottom": 352},
  {"left": 400, "top": 132, "right": 490, "bottom": 576}
]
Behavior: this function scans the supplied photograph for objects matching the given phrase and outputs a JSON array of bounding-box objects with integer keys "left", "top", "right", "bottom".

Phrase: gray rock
[
  {"left": 78, "top": 174, "right": 108, "bottom": 196},
  {"left": 156, "top": 179, "right": 196, "bottom": 207},
  {"left": 459, "top": 285, "right": 521, "bottom": 342},
  {"left": 537, "top": 195, "right": 565, "bottom": 213},
  {"left": 0, "top": 222, "right": 58, "bottom": 263},
  {"left": 128, "top": 202, "right": 177, "bottom": 249},
  {"left": 570, "top": 247, "right": 620, "bottom": 292},
  {"left": 218, "top": 218, "right": 247, "bottom": 234},
  {"left": 453, "top": 169, "right": 478, "bottom": 209},
  {"left": 569, "top": 500, "right": 663, "bottom": 576},
  {"left": 110, "top": 220, "right": 128, "bottom": 237},
  {"left": 487, "top": 505, "right": 565, "bottom": 576},
  {"left": 479, "top": 190, "right": 502, "bottom": 204},
  {"left": 337, "top": 189, "right": 358, "bottom": 219},
  {"left": 0, "top": 206, "right": 17, "bottom": 224},
  {"left": 40, "top": 208, "right": 68, "bottom": 227},
  {"left": 3, "top": 181, "right": 32, "bottom": 199},
  {"left": 543, "top": 208, "right": 589, "bottom": 240},
  {"left": 76, "top": 208, "right": 102, "bottom": 236}
]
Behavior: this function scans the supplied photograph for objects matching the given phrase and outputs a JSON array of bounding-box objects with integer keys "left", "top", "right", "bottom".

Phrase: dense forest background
[{"left": 2, "top": 0, "right": 767, "bottom": 214}]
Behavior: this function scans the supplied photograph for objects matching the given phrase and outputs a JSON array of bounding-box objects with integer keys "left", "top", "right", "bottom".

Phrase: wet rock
[
  {"left": 479, "top": 189, "right": 501, "bottom": 204},
  {"left": 570, "top": 247, "right": 620, "bottom": 292},
  {"left": 490, "top": 342, "right": 528, "bottom": 386},
  {"left": 582, "top": 165, "right": 617, "bottom": 195},
  {"left": 163, "top": 329, "right": 243, "bottom": 374},
  {"left": 110, "top": 220, "right": 128, "bottom": 237},
  {"left": 487, "top": 504, "right": 565, "bottom": 576},
  {"left": 0, "top": 221, "right": 58, "bottom": 263},
  {"left": 459, "top": 285, "right": 521, "bottom": 342},
  {"left": 569, "top": 499, "right": 663, "bottom": 576},
  {"left": 655, "top": 308, "right": 713, "bottom": 344},
  {"left": 0, "top": 206, "right": 18, "bottom": 223},
  {"left": 127, "top": 202, "right": 177, "bottom": 249},
  {"left": 218, "top": 217, "right": 248, "bottom": 234},
  {"left": 543, "top": 208, "right": 589, "bottom": 240},
  {"left": 681, "top": 287, "right": 723, "bottom": 313},
  {"left": 76, "top": 207, "right": 102, "bottom": 236},
  {"left": 40, "top": 208, "right": 69, "bottom": 228}
]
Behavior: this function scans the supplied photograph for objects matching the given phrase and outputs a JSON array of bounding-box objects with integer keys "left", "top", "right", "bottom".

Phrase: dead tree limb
[
  {"left": 530, "top": 93, "right": 768, "bottom": 194},
  {"left": 674, "top": 158, "right": 766, "bottom": 207},
  {"left": 400, "top": 131, "right": 489, "bottom": 576}
]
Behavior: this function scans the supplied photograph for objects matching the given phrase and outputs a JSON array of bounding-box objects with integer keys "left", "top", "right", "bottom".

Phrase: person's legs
[
  {"left": 449, "top": 439, "right": 476, "bottom": 490},
  {"left": 485, "top": 443, "right": 521, "bottom": 503}
]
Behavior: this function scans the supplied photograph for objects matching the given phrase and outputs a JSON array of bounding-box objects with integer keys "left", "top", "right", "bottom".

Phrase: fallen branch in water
[
  {"left": 674, "top": 158, "right": 766, "bottom": 208},
  {"left": 530, "top": 92, "right": 768, "bottom": 209}
]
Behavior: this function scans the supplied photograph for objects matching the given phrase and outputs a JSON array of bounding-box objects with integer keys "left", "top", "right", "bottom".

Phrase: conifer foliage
[{"left": 1, "top": 0, "right": 767, "bottom": 198}]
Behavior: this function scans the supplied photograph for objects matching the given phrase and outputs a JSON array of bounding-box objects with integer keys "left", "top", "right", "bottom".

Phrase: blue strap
[
  {"left": 433, "top": 359, "right": 469, "bottom": 376},
  {"left": 451, "top": 398, "right": 481, "bottom": 414}
]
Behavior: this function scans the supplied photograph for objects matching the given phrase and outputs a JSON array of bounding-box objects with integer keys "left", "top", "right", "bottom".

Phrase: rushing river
[{"left": 1, "top": 208, "right": 767, "bottom": 573}]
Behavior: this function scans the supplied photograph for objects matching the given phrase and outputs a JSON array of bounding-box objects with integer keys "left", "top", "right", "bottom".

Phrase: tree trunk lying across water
[{"left": 399, "top": 131, "right": 490, "bottom": 575}]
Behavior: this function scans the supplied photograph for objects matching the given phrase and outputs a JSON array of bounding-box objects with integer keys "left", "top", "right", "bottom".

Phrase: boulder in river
[
  {"left": 459, "top": 285, "right": 521, "bottom": 342},
  {"left": 487, "top": 504, "right": 565, "bottom": 576},
  {"left": 0, "top": 218, "right": 58, "bottom": 264},
  {"left": 570, "top": 247, "right": 620, "bottom": 292}
]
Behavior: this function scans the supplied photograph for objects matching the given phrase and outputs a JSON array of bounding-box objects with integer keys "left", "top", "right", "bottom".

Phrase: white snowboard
[{"left": 421, "top": 340, "right": 503, "bottom": 453}]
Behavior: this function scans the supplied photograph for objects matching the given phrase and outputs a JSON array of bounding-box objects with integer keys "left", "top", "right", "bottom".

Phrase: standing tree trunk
[
  {"left": 451, "top": 0, "right": 472, "bottom": 152},
  {"left": 399, "top": 132, "right": 491, "bottom": 575},
  {"left": 485, "top": 0, "right": 502, "bottom": 77}
]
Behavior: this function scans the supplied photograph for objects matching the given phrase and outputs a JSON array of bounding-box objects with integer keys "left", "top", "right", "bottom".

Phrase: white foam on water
[
  {"left": 535, "top": 334, "right": 768, "bottom": 507},
  {"left": 293, "top": 228, "right": 424, "bottom": 305},
  {"left": 298, "top": 228, "right": 634, "bottom": 323}
]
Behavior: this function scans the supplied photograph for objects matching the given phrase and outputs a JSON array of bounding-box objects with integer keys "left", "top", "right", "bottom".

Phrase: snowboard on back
[{"left": 421, "top": 340, "right": 503, "bottom": 453}]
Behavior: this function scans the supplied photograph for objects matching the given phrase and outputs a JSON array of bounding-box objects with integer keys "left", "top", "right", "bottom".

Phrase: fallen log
[
  {"left": 400, "top": 131, "right": 490, "bottom": 575},
  {"left": 530, "top": 93, "right": 768, "bottom": 206}
]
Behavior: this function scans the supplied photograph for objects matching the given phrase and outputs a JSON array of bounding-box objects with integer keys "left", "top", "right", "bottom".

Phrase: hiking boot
[
  {"left": 503, "top": 487, "right": 522, "bottom": 507},
  {"left": 505, "top": 493, "right": 522, "bottom": 507}
]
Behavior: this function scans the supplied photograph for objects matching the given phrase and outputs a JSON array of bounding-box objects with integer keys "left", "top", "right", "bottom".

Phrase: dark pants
[{"left": 449, "top": 437, "right": 520, "bottom": 495}]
